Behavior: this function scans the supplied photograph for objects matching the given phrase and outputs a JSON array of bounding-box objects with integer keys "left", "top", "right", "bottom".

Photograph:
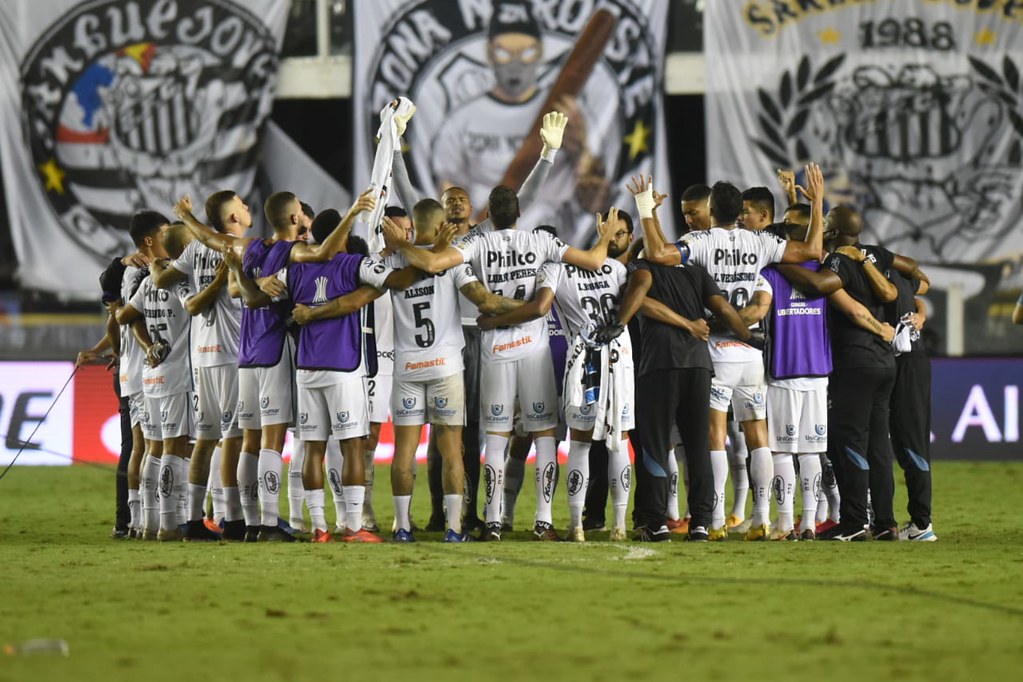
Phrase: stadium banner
[
  {"left": 352, "top": 0, "right": 674, "bottom": 248},
  {"left": 704, "top": 0, "right": 1023, "bottom": 350},
  {"left": 0, "top": 0, "right": 289, "bottom": 300}
]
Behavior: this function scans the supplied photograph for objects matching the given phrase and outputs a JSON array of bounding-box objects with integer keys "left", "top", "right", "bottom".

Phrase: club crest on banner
[{"left": 19, "top": 0, "right": 279, "bottom": 260}]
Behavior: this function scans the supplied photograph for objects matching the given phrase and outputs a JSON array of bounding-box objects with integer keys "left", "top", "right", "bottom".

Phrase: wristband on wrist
[
  {"left": 540, "top": 146, "right": 558, "bottom": 163},
  {"left": 634, "top": 190, "right": 655, "bottom": 220}
]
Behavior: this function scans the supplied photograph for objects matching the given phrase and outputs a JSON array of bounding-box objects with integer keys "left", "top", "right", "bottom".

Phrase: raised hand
[
  {"left": 777, "top": 168, "right": 796, "bottom": 197},
  {"left": 347, "top": 188, "right": 377, "bottom": 219},
  {"left": 597, "top": 206, "right": 619, "bottom": 240},
  {"left": 628, "top": 175, "right": 657, "bottom": 218},
  {"left": 173, "top": 194, "right": 192, "bottom": 220},
  {"left": 796, "top": 162, "right": 824, "bottom": 204},
  {"left": 434, "top": 222, "right": 458, "bottom": 251},
  {"left": 540, "top": 110, "right": 569, "bottom": 152}
]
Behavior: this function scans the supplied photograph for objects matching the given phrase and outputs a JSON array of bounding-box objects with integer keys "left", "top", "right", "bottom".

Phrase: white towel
[
  {"left": 564, "top": 334, "right": 589, "bottom": 408},
  {"left": 592, "top": 336, "right": 628, "bottom": 448},
  {"left": 366, "top": 97, "right": 415, "bottom": 252}
]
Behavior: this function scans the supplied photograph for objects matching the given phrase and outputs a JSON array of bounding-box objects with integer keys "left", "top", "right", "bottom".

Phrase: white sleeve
[
  {"left": 536, "top": 262, "right": 560, "bottom": 292},
  {"left": 541, "top": 233, "right": 569, "bottom": 263},
  {"left": 358, "top": 257, "right": 395, "bottom": 290},
  {"left": 175, "top": 280, "right": 193, "bottom": 306},
  {"left": 753, "top": 273, "right": 773, "bottom": 296},
  {"left": 451, "top": 262, "right": 480, "bottom": 289},
  {"left": 127, "top": 278, "right": 147, "bottom": 313},
  {"left": 453, "top": 232, "right": 480, "bottom": 263},
  {"left": 762, "top": 233, "right": 788, "bottom": 264},
  {"left": 170, "top": 241, "right": 195, "bottom": 277}
]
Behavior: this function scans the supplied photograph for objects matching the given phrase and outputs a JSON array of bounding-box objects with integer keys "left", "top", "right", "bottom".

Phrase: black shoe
[
  {"left": 221, "top": 520, "right": 247, "bottom": 541},
  {"left": 244, "top": 525, "right": 261, "bottom": 542},
  {"left": 533, "top": 521, "right": 559, "bottom": 541},
  {"left": 463, "top": 515, "right": 486, "bottom": 533},
  {"left": 687, "top": 525, "right": 709, "bottom": 542},
  {"left": 258, "top": 525, "right": 298, "bottom": 542},
  {"left": 582, "top": 517, "right": 607, "bottom": 532},
  {"left": 820, "top": 523, "right": 867, "bottom": 542},
  {"left": 634, "top": 525, "right": 672, "bottom": 542},
  {"left": 870, "top": 525, "right": 899, "bottom": 541},
  {"left": 425, "top": 513, "right": 446, "bottom": 533},
  {"left": 184, "top": 519, "right": 222, "bottom": 542},
  {"left": 477, "top": 522, "right": 502, "bottom": 542},
  {"left": 111, "top": 527, "right": 130, "bottom": 540}
]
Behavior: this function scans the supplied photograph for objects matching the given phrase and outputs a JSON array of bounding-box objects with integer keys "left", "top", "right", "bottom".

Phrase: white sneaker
[{"left": 898, "top": 522, "right": 937, "bottom": 542}]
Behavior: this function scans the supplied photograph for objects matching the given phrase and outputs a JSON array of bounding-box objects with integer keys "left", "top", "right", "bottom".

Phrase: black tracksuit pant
[
  {"left": 890, "top": 352, "right": 932, "bottom": 528},
  {"left": 114, "top": 373, "right": 132, "bottom": 532},
  {"left": 634, "top": 368, "right": 711, "bottom": 530},
  {"left": 828, "top": 365, "right": 897, "bottom": 531}
]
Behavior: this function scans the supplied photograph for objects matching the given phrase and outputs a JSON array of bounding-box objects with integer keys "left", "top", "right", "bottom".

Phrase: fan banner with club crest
[
  {"left": 705, "top": 0, "right": 1023, "bottom": 266},
  {"left": 0, "top": 0, "right": 288, "bottom": 298},
  {"left": 352, "top": 0, "right": 672, "bottom": 248}
]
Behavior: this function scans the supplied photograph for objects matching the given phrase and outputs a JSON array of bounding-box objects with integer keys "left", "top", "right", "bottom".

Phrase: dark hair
[
  {"left": 681, "top": 184, "right": 711, "bottom": 203},
  {"left": 412, "top": 198, "right": 443, "bottom": 229},
  {"left": 310, "top": 209, "right": 341, "bottom": 245},
  {"left": 709, "top": 181, "right": 742, "bottom": 224},
  {"left": 488, "top": 185, "right": 520, "bottom": 230},
  {"left": 264, "top": 191, "right": 297, "bottom": 232},
  {"left": 204, "top": 190, "right": 237, "bottom": 233},
  {"left": 99, "top": 259, "right": 126, "bottom": 303},
  {"left": 533, "top": 224, "right": 558, "bottom": 239},
  {"left": 128, "top": 209, "right": 169, "bottom": 247},
  {"left": 488, "top": 0, "right": 541, "bottom": 40},
  {"left": 741, "top": 186, "right": 775, "bottom": 221},
  {"left": 601, "top": 210, "right": 634, "bottom": 235},
  {"left": 384, "top": 205, "right": 408, "bottom": 219},
  {"left": 300, "top": 202, "right": 315, "bottom": 220},
  {"left": 784, "top": 203, "right": 812, "bottom": 222},
  {"left": 346, "top": 235, "right": 369, "bottom": 257}
]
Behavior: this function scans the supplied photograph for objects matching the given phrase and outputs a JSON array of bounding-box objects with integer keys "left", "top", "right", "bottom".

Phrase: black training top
[
  {"left": 629, "top": 260, "right": 714, "bottom": 375},
  {"left": 822, "top": 248, "right": 895, "bottom": 370},
  {"left": 885, "top": 269, "right": 924, "bottom": 356}
]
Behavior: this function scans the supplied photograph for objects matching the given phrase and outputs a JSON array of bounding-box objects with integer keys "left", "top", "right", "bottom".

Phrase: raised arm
[
  {"left": 629, "top": 175, "right": 680, "bottom": 266},
  {"left": 183, "top": 260, "right": 229, "bottom": 316},
  {"left": 781, "top": 162, "right": 824, "bottom": 263},
  {"left": 292, "top": 286, "right": 384, "bottom": 325},
  {"left": 561, "top": 209, "right": 614, "bottom": 271},
  {"left": 391, "top": 150, "right": 421, "bottom": 213},
  {"left": 382, "top": 216, "right": 463, "bottom": 274},
  {"left": 476, "top": 286, "right": 551, "bottom": 331},
  {"left": 777, "top": 168, "right": 798, "bottom": 207},
  {"left": 151, "top": 258, "right": 186, "bottom": 289},
  {"left": 517, "top": 111, "right": 566, "bottom": 213},
  {"left": 173, "top": 195, "right": 239, "bottom": 253},
  {"left": 292, "top": 190, "right": 375, "bottom": 263},
  {"left": 829, "top": 288, "right": 895, "bottom": 342}
]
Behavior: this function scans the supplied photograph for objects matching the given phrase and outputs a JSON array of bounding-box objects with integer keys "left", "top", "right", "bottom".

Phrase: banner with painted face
[
  {"left": 707, "top": 0, "right": 1023, "bottom": 266},
  {"left": 0, "top": 0, "right": 288, "bottom": 299},
  {"left": 352, "top": 0, "right": 673, "bottom": 248}
]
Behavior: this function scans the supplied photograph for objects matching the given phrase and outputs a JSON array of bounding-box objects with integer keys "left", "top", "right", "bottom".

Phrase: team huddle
[{"left": 82, "top": 104, "right": 935, "bottom": 545}]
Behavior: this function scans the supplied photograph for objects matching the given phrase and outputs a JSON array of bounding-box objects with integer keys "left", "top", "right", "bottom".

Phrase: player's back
[
  {"left": 384, "top": 250, "right": 471, "bottom": 358},
  {"left": 176, "top": 240, "right": 242, "bottom": 366},
  {"left": 540, "top": 258, "right": 627, "bottom": 341}
]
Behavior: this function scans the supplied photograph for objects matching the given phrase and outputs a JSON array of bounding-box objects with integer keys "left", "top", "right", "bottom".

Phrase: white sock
[
  {"left": 483, "top": 434, "right": 508, "bottom": 526},
  {"left": 128, "top": 489, "right": 141, "bottom": 530},
  {"left": 821, "top": 454, "right": 840, "bottom": 522},
  {"left": 257, "top": 448, "right": 283, "bottom": 526},
  {"left": 209, "top": 446, "right": 224, "bottom": 522},
  {"left": 363, "top": 447, "right": 376, "bottom": 521},
  {"left": 679, "top": 446, "right": 691, "bottom": 520},
  {"left": 566, "top": 440, "right": 590, "bottom": 529},
  {"left": 393, "top": 494, "right": 412, "bottom": 532},
  {"left": 174, "top": 457, "right": 188, "bottom": 525},
  {"left": 288, "top": 446, "right": 306, "bottom": 531},
  {"left": 710, "top": 450, "right": 728, "bottom": 528},
  {"left": 727, "top": 435, "right": 749, "bottom": 520},
  {"left": 798, "top": 454, "right": 822, "bottom": 533},
  {"left": 237, "top": 451, "right": 260, "bottom": 526},
  {"left": 444, "top": 494, "right": 462, "bottom": 534},
  {"left": 608, "top": 440, "right": 631, "bottom": 530},
  {"left": 306, "top": 488, "right": 327, "bottom": 533},
  {"left": 159, "top": 455, "right": 186, "bottom": 531},
  {"left": 224, "top": 486, "right": 242, "bottom": 522},
  {"left": 325, "top": 440, "right": 345, "bottom": 529},
  {"left": 142, "top": 456, "right": 160, "bottom": 532},
  {"left": 749, "top": 447, "right": 773, "bottom": 526},
  {"left": 533, "top": 436, "right": 557, "bottom": 526},
  {"left": 773, "top": 453, "right": 796, "bottom": 531},
  {"left": 188, "top": 482, "right": 207, "bottom": 522},
  {"left": 666, "top": 449, "right": 680, "bottom": 520},
  {"left": 344, "top": 485, "right": 365, "bottom": 532},
  {"left": 503, "top": 456, "right": 526, "bottom": 526}
]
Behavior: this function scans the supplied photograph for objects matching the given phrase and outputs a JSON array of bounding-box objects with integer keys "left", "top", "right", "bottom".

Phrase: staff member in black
[{"left": 598, "top": 257, "right": 749, "bottom": 541}]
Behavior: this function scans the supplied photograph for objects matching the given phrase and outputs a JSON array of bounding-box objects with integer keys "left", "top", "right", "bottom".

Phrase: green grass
[{"left": 1, "top": 461, "right": 1022, "bottom": 682}]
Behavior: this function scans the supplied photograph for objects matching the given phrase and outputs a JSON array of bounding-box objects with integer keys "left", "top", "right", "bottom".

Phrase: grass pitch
[{"left": 1, "top": 461, "right": 1022, "bottom": 682}]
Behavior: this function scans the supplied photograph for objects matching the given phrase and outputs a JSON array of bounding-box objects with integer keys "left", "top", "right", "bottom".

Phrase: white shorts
[
  {"left": 237, "top": 352, "right": 295, "bottom": 430},
  {"left": 767, "top": 383, "right": 828, "bottom": 453},
  {"left": 296, "top": 376, "right": 369, "bottom": 441},
  {"left": 128, "top": 392, "right": 145, "bottom": 428},
  {"left": 367, "top": 374, "right": 392, "bottom": 424},
  {"left": 391, "top": 372, "right": 465, "bottom": 426},
  {"left": 192, "top": 365, "right": 242, "bottom": 440},
  {"left": 145, "top": 392, "right": 192, "bottom": 440},
  {"left": 709, "top": 359, "right": 767, "bottom": 422},
  {"left": 482, "top": 349, "right": 558, "bottom": 432}
]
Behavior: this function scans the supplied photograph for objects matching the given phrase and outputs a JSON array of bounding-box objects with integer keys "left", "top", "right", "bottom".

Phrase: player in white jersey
[
  {"left": 382, "top": 186, "right": 613, "bottom": 541},
  {"left": 118, "top": 224, "right": 195, "bottom": 542},
  {"left": 630, "top": 169, "right": 824, "bottom": 539},
  {"left": 478, "top": 209, "right": 636, "bottom": 541},
  {"left": 151, "top": 196, "right": 245, "bottom": 541}
]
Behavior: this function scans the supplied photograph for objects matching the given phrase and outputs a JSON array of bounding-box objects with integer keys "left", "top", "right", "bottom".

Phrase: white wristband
[
  {"left": 541, "top": 146, "right": 558, "bottom": 163},
  {"left": 634, "top": 189, "right": 655, "bottom": 220}
]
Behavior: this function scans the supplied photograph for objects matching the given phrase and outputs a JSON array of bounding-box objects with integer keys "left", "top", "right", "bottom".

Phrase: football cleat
[
  {"left": 363, "top": 516, "right": 380, "bottom": 534},
  {"left": 443, "top": 529, "right": 472, "bottom": 543},
  {"left": 111, "top": 527, "right": 130, "bottom": 540},
  {"left": 311, "top": 529, "right": 333, "bottom": 543},
  {"left": 687, "top": 525, "right": 710, "bottom": 542},
  {"left": 478, "top": 523, "right": 502, "bottom": 542},
  {"left": 870, "top": 525, "right": 899, "bottom": 542},
  {"left": 819, "top": 523, "right": 867, "bottom": 542},
  {"left": 288, "top": 518, "right": 307, "bottom": 534},
  {"left": 815, "top": 519, "right": 839, "bottom": 535},
  {"left": 463, "top": 515, "right": 486, "bottom": 533},
  {"left": 140, "top": 529, "right": 159, "bottom": 541},
  {"left": 184, "top": 519, "right": 222, "bottom": 542},
  {"left": 258, "top": 525, "right": 298, "bottom": 542},
  {"left": 425, "top": 514, "right": 446, "bottom": 533},
  {"left": 244, "top": 525, "right": 260, "bottom": 543},
  {"left": 157, "top": 527, "right": 184, "bottom": 542},
  {"left": 204, "top": 518, "right": 224, "bottom": 534},
  {"left": 898, "top": 522, "right": 937, "bottom": 542},
  {"left": 533, "top": 521, "right": 559, "bottom": 541},
  {"left": 221, "top": 520, "right": 247, "bottom": 541},
  {"left": 582, "top": 517, "right": 607, "bottom": 532},
  {"left": 609, "top": 527, "right": 628, "bottom": 542},
  {"left": 732, "top": 519, "right": 753, "bottom": 534},
  {"left": 392, "top": 528, "right": 416, "bottom": 543},
  {"left": 565, "top": 527, "right": 585, "bottom": 543},
  {"left": 127, "top": 528, "right": 140, "bottom": 540},
  {"left": 708, "top": 525, "right": 728, "bottom": 542},
  {"left": 725, "top": 514, "right": 745, "bottom": 530},
  {"left": 745, "top": 523, "right": 770, "bottom": 541},
  {"left": 634, "top": 525, "right": 671, "bottom": 542},
  {"left": 799, "top": 528, "right": 816, "bottom": 541},
  {"left": 769, "top": 527, "right": 798, "bottom": 541},
  {"left": 666, "top": 517, "right": 690, "bottom": 535},
  {"left": 343, "top": 528, "right": 383, "bottom": 543}
]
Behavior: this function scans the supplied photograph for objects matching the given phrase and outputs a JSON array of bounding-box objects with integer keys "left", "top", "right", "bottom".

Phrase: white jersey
[
  {"left": 537, "top": 259, "right": 628, "bottom": 340},
  {"left": 454, "top": 228, "right": 568, "bottom": 362},
  {"left": 128, "top": 275, "right": 192, "bottom": 398},
  {"left": 384, "top": 250, "right": 478, "bottom": 380},
  {"left": 373, "top": 292, "right": 394, "bottom": 376},
  {"left": 118, "top": 264, "right": 147, "bottom": 396},
  {"left": 678, "top": 226, "right": 787, "bottom": 363},
  {"left": 171, "top": 240, "right": 242, "bottom": 368}
]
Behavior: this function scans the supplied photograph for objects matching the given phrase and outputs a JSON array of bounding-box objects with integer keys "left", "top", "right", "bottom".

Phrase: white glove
[
  {"left": 634, "top": 185, "right": 655, "bottom": 220},
  {"left": 394, "top": 102, "right": 416, "bottom": 137},
  {"left": 540, "top": 111, "right": 568, "bottom": 152}
]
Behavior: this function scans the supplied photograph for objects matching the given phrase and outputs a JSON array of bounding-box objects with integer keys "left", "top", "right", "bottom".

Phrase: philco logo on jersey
[
  {"left": 21, "top": 1, "right": 279, "bottom": 260},
  {"left": 713, "top": 249, "right": 759, "bottom": 266}
]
